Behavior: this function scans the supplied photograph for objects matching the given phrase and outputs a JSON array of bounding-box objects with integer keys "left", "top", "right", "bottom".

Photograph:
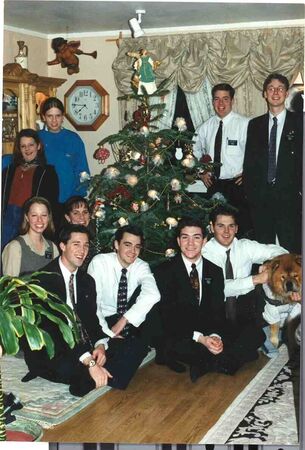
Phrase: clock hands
[{"left": 72, "top": 103, "right": 88, "bottom": 113}]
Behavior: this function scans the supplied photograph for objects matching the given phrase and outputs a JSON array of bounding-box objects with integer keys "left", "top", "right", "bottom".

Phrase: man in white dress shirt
[
  {"left": 193, "top": 83, "right": 251, "bottom": 236},
  {"left": 88, "top": 224, "right": 161, "bottom": 356},
  {"left": 203, "top": 204, "right": 288, "bottom": 357}
]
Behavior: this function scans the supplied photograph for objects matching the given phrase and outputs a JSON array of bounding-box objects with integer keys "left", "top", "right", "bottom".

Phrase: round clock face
[{"left": 68, "top": 86, "right": 102, "bottom": 126}]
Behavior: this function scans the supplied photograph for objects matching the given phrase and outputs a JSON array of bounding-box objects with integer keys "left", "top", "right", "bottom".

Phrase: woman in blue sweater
[{"left": 38, "top": 97, "right": 90, "bottom": 205}]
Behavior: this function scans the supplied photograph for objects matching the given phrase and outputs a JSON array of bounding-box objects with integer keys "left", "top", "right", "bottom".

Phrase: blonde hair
[{"left": 20, "top": 196, "right": 55, "bottom": 236}]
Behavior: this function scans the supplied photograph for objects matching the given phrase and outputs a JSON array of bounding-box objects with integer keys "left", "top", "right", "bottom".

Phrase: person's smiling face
[
  {"left": 210, "top": 214, "right": 238, "bottom": 247},
  {"left": 212, "top": 90, "right": 234, "bottom": 119},
  {"left": 20, "top": 136, "right": 40, "bottom": 162}
]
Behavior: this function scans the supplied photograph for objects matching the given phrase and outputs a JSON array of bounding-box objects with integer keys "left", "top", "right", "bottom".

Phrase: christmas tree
[{"left": 87, "top": 54, "right": 222, "bottom": 265}]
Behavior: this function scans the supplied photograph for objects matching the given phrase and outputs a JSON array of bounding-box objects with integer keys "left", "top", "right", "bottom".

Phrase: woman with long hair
[
  {"left": 2, "top": 197, "right": 59, "bottom": 276},
  {"left": 1, "top": 128, "right": 59, "bottom": 248}
]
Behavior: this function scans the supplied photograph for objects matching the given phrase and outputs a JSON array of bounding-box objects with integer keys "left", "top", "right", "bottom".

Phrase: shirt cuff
[
  {"left": 193, "top": 331, "right": 202, "bottom": 342},
  {"left": 79, "top": 351, "right": 91, "bottom": 363},
  {"left": 95, "top": 338, "right": 109, "bottom": 350}
]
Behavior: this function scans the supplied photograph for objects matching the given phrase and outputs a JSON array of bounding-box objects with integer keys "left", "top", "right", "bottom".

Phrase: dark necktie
[
  {"left": 117, "top": 268, "right": 130, "bottom": 337},
  {"left": 190, "top": 263, "right": 200, "bottom": 303},
  {"left": 69, "top": 274, "right": 90, "bottom": 345},
  {"left": 225, "top": 249, "right": 237, "bottom": 324},
  {"left": 214, "top": 120, "right": 223, "bottom": 179},
  {"left": 267, "top": 116, "right": 278, "bottom": 183}
]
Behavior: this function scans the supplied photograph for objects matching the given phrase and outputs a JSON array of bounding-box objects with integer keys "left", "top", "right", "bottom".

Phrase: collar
[
  {"left": 59, "top": 257, "right": 78, "bottom": 279},
  {"left": 209, "top": 236, "right": 237, "bottom": 253},
  {"left": 262, "top": 283, "right": 283, "bottom": 306},
  {"left": 216, "top": 110, "right": 234, "bottom": 125},
  {"left": 269, "top": 108, "right": 286, "bottom": 125},
  {"left": 181, "top": 254, "right": 203, "bottom": 273}
]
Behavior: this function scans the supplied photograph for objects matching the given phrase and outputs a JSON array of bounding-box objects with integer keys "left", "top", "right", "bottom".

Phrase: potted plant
[{"left": 0, "top": 272, "right": 78, "bottom": 441}]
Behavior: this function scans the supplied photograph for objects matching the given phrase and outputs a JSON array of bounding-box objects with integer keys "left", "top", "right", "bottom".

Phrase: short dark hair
[
  {"left": 13, "top": 128, "right": 46, "bottom": 167},
  {"left": 262, "top": 73, "right": 289, "bottom": 96},
  {"left": 64, "top": 196, "right": 90, "bottom": 215},
  {"left": 114, "top": 224, "right": 144, "bottom": 246},
  {"left": 212, "top": 83, "right": 235, "bottom": 99},
  {"left": 209, "top": 204, "right": 238, "bottom": 225},
  {"left": 59, "top": 224, "right": 90, "bottom": 245},
  {"left": 41, "top": 97, "right": 65, "bottom": 116},
  {"left": 176, "top": 216, "right": 206, "bottom": 238}
]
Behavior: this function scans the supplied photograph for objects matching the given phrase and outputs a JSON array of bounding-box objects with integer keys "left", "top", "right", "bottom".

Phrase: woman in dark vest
[
  {"left": 1, "top": 128, "right": 59, "bottom": 249},
  {"left": 2, "top": 197, "right": 59, "bottom": 276}
]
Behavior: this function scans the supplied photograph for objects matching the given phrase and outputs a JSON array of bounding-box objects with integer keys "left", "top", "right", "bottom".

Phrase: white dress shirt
[
  {"left": 193, "top": 111, "right": 250, "bottom": 179},
  {"left": 203, "top": 237, "right": 288, "bottom": 298},
  {"left": 59, "top": 258, "right": 108, "bottom": 361},
  {"left": 87, "top": 252, "right": 160, "bottom": 338},
  {"left": 268, "top": 108, "right": 286, "bottom": 162}
]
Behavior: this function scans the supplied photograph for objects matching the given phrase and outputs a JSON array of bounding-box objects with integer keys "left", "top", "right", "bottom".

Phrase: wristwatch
[{"left": 88, "top": 359, "right": 96, "bottom": 368}]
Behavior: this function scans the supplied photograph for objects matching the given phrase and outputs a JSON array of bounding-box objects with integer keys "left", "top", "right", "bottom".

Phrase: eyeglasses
[{"left": 266, "top": 86, "right": 287, "bottom": 93}]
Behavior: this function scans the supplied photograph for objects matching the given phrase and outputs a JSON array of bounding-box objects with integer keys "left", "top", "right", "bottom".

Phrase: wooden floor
[{"left": 42, "top": 353, "right": 268, "bottom": 444}]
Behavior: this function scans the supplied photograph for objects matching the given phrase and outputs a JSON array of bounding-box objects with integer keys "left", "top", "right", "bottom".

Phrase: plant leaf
[{"left": 0, "top": 309, "right": 19, "bottom": 355}]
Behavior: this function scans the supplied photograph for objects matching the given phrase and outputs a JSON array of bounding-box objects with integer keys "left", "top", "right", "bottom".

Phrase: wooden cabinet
[{"left": 2, "top": 63, "right": 66, "bottom": 154}]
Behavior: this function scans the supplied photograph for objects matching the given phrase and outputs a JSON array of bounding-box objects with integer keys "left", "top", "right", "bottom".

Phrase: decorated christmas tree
[{"left": 87, "top": 52, "right": 222, "bottom": 264}]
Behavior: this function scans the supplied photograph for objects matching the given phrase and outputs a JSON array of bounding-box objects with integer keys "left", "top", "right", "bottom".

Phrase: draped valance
[{"left": 112, "top": 26, "right": 304, "bottom": 94}]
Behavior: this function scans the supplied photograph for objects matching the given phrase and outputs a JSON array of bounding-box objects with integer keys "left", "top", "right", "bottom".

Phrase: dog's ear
[
  {"left": 269, "top": 259, "right": 280, "bottom": 273},
  {"left": 294, "top": 254, "right": 302, "bottom": 266}
]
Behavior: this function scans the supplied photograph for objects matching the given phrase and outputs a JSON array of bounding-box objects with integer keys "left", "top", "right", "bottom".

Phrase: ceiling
[{"left": 4, "top": 1, "right": 304, "bottom": 36}]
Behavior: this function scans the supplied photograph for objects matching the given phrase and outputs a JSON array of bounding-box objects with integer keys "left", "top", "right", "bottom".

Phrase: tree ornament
[
  {"left": 175, "top": 147, "right": 183, "bottom": 160},
  {"left": 94, "top": 146, "right": 111, "bottom": 164},
  {"left": 108, "top": 185, "right": 132, "bottom": 200},
  {"left": 165, "top": 248, "right": 176, "bottom": 258},
  {"left": 118, "top": 217, "right": 128, "bottom": 227},
  {"left": 131, "top": 151, "right": 141, "bottom": 160},
  {"left": 155, "top": 137, "right": 162, "bottom": 146},
  {"left": 174, "top": 193, "right": 182, "bottom": 204},
  {"left": 92, "top": 198, "right": 106, "bottom": 219},
  {"left": 80, "top": 171, "right": 90, "bottom": 182},
  {"left": 104, "top": 166, "right": 120, "bottom": 179},
  {"left": 170, "top": 178, "right": 181, "bottom": 191},
  {"left": 174, "top": 117, "right": 187, "bottom": 132},
  {"left": 125, "top": 174, "right": 139, "bottom": 187},
  {"left": 152, "top": 153, "right": 163, "bottom": 166},
  {"left": 166, "top": 217, "right": 178, "bottom": 229},
  {"left": 140, "top": 201, "right": 149, "bottom": 212},
  {"left": 140, "top": 125, "right": 149, "bottom": 136},
  {"left": 181, "top": 155, "right": 196, "bottom": 169},
  {"left": 147, "top": 189, "right": 160, "bottom": 200},
  {"left": 131, "top": 202, "right": 140, "bottom": 212},
  {"left": 139, "top": 154, "right": 146, "bottom": 165}
]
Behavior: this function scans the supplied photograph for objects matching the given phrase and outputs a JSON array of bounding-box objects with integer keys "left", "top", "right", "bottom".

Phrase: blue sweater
[{"left": 38, "top": 128, "right": 90, "bottom": 202}]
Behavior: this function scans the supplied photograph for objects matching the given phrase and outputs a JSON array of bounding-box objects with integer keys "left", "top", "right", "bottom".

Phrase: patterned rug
[
  {"left": 1, "top": 349, "right": 155, "bottom": 429},
  {"left": 199, "top": 344, "right": 299, "bottom": 445}
]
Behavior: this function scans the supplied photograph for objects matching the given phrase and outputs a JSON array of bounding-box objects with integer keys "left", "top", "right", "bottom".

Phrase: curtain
[
  {"left": 113, "top": 26, "right": 304, "bottom": 121},
  {"left": 184, "top": 78, "right": 214, "bottom": 130}
]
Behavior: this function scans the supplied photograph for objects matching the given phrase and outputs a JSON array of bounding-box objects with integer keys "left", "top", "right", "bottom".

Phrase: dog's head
[{"left": 266, "top": 253, "right": 302, "bottom": 304}]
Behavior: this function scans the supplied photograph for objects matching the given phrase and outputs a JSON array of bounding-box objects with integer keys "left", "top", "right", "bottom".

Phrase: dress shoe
[
  {"left": 189, "top": 363, "right": 209, "bottom": 382},
  {"left": 215, "top": 355, "right": 240, "bottom": 375}
]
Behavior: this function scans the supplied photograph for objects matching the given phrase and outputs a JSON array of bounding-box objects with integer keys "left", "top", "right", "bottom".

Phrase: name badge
[{"left": 228, "top": 139, "right": 237, "bottom": 146}]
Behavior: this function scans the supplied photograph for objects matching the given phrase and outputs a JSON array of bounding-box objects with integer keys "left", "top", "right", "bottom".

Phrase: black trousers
[
  {"left": 22, "top": 336, "right": 147, "bottom": 397},
  {"left": 208, "top": 178, "right": 253, "bottom": 238}
]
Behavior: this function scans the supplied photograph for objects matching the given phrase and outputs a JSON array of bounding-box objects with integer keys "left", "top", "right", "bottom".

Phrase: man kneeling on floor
[
  {"left": 22, "top": 224, "right": 147, "bottom": 396},
  {"left": 154, "top": 217, "right": 265, "bottom": 382}
]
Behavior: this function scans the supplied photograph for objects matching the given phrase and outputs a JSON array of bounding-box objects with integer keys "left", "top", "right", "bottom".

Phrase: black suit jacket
[
  {"left": 154, "top": 254, "right": 226, "bottom": 340},
  {"left": 23, "top": 257, "right": 107, "bottom": 371},
  {"left": 244, "top": 110, "right": 302, "bottom": 209}
]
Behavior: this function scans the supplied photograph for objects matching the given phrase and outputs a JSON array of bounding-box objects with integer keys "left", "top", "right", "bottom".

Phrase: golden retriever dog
[{"left": 265, "top": 253, "right": 302, "bottom": 350}]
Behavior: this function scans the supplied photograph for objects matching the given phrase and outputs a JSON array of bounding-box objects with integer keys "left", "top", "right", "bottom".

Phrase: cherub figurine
[
  {"left": 47, "top": 37, "right": 97, "bottom": 75},
  {"left": 127, "top": 49, "right": 161, "bottom": 95}
]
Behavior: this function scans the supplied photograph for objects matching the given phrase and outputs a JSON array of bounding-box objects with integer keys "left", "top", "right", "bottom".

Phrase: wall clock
[{"left": 64, "top": 79, "right": 109, "bottom": 131}]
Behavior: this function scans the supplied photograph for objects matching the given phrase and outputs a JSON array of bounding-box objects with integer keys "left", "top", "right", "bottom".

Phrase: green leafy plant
[{"left": 0, "top": 272, "right": 79, "bottom": 441}]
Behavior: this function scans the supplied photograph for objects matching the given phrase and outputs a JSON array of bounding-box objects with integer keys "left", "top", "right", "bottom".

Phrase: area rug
[
  {"left": 1, "top": 349, "right": 155, "bottom": 429},
  {"left": 199, "top": 344, "right": 299, "bottom": 445}
]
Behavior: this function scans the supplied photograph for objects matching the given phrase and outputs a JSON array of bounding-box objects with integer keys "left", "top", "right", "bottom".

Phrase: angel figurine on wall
[
  {"left": 47, "top": 37, "right": 97, "bottom": 75},
  {"left": 127, "top": 49, "right": 161, "bottom": 95}
]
